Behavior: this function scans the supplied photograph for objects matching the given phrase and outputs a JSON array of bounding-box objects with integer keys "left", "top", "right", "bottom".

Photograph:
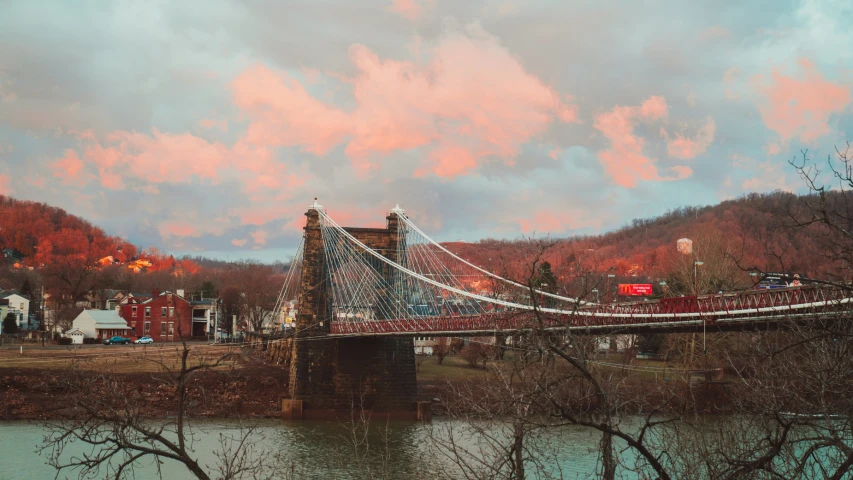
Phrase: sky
[{"left": 0, "top": 0, "right": 851, "bottom": 262}]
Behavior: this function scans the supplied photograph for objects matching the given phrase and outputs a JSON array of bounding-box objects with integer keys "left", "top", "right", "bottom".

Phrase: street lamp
[{"left": 693, "top": 261, "right": 704, "bottom": 296}]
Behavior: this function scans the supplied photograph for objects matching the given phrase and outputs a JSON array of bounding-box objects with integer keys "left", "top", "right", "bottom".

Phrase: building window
[
  {"left": 132, "top": 306, "right": 137, "bottom": 317},
  {"left": 144, "top": 322, "right": 150, "bottom": 334},
  {"left": 161, "top": 307, "right": 167, "bottom": 317},
  {"left": 131, "top": 321, "right": 136, "bottom": 328},
  {"left": 169, "top": 307, "right": 174, "bottom": 318},
  {"left": 145, "top": 307, "right": 151, "bottom": 318},
  {"left": 161, "top": 322, "right": 166, "bottom": 335},
  {"left": 168, "top": 322, "right": 174, "bottom": 335}
]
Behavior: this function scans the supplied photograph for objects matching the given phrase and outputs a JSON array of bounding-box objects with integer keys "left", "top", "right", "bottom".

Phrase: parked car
[
  {"left": 103, "top": 335, "right": 130, "bottom": 345},
  {"left": 134, "top": 336, "right": 154, "bottom": 345}
]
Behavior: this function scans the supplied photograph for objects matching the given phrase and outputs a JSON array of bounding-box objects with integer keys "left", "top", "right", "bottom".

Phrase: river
[{"left": 0, "top": 418, "right": 611, "bottom": 479}]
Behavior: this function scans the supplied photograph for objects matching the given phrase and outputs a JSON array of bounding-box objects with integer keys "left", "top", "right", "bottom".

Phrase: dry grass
[{"left": 0, "top": 344, "right": 243, "bottom": 374}]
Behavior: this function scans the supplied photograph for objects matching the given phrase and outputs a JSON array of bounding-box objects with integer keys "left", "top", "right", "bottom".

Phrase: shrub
[
  {"left": 460, "top": 342, "right": 489, "bottom": 368},
  {"left": 57, "top": 337, "right": 73, "bottom": 345}
]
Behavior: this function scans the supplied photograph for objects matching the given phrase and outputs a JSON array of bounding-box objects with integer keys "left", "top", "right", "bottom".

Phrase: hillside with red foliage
[
  {"left": 0, "top": 195, "right": 137, "bottom": 267},
  {"left": 0, "top": 195, "right": 199, "bottom": 275},
  {"left": 441, "top": 191, "right": 835, "bottom": 288}
]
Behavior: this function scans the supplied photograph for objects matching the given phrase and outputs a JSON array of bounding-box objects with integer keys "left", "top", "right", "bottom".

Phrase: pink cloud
[
  {"left": 231, "top": 238, "right": 248, "bottom": 247},
  {"left": 662, "top": 117, "right": 716, "bottom": 159},
  {"left": 229, "top": 24, "right": 578, "bottom": 178},
  {"left": 594, "top": 96, "right": 691, "bottom": 187},
  {"left": 230, "top": 64, "right": 351, "bottom": 156},
  {"left": 389, "top": 0, "right": 427, "bottom": 20},
  {"left": 0, "top": 174, "right": 9, "bottom": 194},
  {"left": 159, "top": 222, "right": 201, "bottom": 238},
  {"left": 52, "top": 149, "right": 87, "bottom": 182},
  {"left": 548, "top": 147, "right": 560, "bottom": 160},
  {"left": 765, "top": 142, "right": 781, "bottom": 156},
  {"left": 250, "top": 229, "right": 268, "bottom": 246},
  {"left": 753, "top": 57, "right": 851, "bottom": 144},
  {"left": 72, "top": 129, "right": 232, "bottom": 189}
]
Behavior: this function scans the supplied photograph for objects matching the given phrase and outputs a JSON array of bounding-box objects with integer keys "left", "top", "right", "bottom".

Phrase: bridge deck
[{"left": 328, "top": 286, "right": 852, "bottom": 336}]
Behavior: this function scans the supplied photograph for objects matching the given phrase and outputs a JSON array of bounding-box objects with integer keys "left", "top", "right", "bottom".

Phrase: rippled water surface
[{"left": 0, "top": 418, "right": 614, "bottom": 479}]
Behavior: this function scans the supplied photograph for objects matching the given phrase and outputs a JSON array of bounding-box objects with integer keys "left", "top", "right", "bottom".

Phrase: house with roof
[
  {"left": 0, "top": 289, "right": 30, "bottom": 329},
  {"left": 103, "top": 290, "right": 152, "bottom": 311},
  {"left": 67, "top": 309, "right": 131, "bottom": 340},
  {"left": 118, "top": 289, "right": 216, "bottom": 341}
]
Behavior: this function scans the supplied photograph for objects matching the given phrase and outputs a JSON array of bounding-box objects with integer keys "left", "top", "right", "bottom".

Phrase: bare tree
[
  {"left": 225, "top": 262, "right": 279, "bottom": 333},
  {"left": 433, "top": 337, "right": 451, "bottom": 365},
  {"left": 39, "top": 308, "right": 284, "bottom": 479}
]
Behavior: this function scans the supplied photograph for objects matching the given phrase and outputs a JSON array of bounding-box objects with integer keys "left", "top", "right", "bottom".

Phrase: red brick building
[{"left": 119, "top": 289, "right": 194, "bottom": 341}]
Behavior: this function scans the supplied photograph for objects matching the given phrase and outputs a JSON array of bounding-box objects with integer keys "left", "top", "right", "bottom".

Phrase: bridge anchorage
[{"left": 279, "top": 200, "right": 853, "bottom": 420}]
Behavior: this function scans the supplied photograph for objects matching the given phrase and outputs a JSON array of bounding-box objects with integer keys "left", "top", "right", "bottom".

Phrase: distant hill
[
  {"left": 440, "top": 191, "right": 834, "bottom": 285},
  {"left": 0, "top": 195, "right": 137, "bottom": 266},
  {"left": 0, "top": 195, "right": 201, "bottom": 275}
]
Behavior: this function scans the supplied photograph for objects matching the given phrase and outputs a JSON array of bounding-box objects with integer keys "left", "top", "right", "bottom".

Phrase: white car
[{"left": 134, "top": 336, "right": 154, "bottom": 345}]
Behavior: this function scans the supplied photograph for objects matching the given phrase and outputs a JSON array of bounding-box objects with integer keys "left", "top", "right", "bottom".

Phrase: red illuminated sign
[{"left": 618, "top": 284, "right": 653, "bottom": 296}]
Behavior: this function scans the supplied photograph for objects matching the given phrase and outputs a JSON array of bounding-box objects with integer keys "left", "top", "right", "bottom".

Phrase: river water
[{"left": 0, "top": 418, "right": 610, "bottom": 479}]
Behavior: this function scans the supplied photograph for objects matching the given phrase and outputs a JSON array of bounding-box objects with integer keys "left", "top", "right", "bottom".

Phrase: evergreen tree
[{"left": 2, "top": 312, "right": 18, "bottom": 334}]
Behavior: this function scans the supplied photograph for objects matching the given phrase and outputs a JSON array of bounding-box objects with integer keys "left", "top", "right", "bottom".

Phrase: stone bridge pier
[{"left": 282, "top": 204, "right": 426, "bottom": 420}]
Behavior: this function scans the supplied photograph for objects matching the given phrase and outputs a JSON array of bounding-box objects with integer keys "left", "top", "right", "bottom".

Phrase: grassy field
[{"left": 0, "top": 344, "right": 244, "bottom": 374}]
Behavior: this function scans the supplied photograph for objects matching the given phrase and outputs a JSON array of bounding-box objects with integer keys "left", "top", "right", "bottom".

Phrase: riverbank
[{"left": 0, "top": 345, "right": 734, "bottom": 420}]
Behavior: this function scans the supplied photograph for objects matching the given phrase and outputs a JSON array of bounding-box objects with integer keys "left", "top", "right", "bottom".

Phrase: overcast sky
[{"left": 1, "top": 0, "right": 851, "bottom": 262}]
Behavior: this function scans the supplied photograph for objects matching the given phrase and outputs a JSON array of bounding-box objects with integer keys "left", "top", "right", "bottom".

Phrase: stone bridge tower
[{"left": 283, "top": 202, "right": 420, "bottom": 420}]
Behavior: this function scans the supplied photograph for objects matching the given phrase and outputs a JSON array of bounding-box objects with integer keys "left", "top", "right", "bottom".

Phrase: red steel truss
[{"left": 329, "top": 285, "right": 852, "bottom": 335}]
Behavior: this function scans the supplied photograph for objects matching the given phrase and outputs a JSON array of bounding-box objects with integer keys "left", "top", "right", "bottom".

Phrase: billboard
[{"left": 618, "top": 284, "right": 654, "bottom": 296}]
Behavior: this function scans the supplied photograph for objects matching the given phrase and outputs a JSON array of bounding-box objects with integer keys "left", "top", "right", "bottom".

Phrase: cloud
[
  {"left": 594, "top": 96, "right": 691, "bottom": 187},
  {"left": 82, "top": 129, "right": 231, "bottom": 188},
  {"left": 52, "top": 149, "right": 87, "bottom": 182},
  {"left": 250, "top": 229, "right": 268, "bottom": 246},
  {"left": 389, "top": 0, "right": 430, "bottom": 20},
  {"left": 231, "top": 238, "right": 248, "bottom": 247},
  {"left": 742, "top": 161, "right": 795, "bottom": 192},
  {"left": 159, "top": 222, "right": 201, "bottom": 238},
  {"left": 230, "top": 64, "right": 351, "bottom": 156},
  {"left": 752, "top": 57, "right": 851, "bottom": 144},
  {"left": 662, "top": 117, "right": 716, "bottom": 159},
  {"left": 229, "top": 23, "right": 578, "bottom": 178},
  {"left": 0, "top": 174, "right": 9, "bottom": 195}
]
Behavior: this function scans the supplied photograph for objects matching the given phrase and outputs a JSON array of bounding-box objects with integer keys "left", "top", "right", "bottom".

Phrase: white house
[
  {"left": 68, "top": 310, "right": 131, "bottom": 339},
  {"left": 0, "top": 290, "right": 29, "bottom": 328}
]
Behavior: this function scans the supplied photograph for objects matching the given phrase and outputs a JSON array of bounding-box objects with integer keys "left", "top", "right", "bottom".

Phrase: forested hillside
[{"left": 443, "top": 191, "right": 836, "bottom": 290}]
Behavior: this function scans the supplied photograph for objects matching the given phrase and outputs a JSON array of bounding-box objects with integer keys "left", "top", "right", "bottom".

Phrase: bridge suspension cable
[
  {"left": 318, "top": 208, "right": 592, "bottom": 317},
  {"left": 397, "top": 213, "right": 591, "bottom": 305},
  {"left": 271, "top": 235, "right": 304, "bottom": 330}
]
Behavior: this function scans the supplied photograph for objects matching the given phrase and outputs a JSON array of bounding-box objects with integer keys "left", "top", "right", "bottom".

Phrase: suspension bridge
[{"left": 277, "top": 201, "right": 853, "bottom": 419}]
